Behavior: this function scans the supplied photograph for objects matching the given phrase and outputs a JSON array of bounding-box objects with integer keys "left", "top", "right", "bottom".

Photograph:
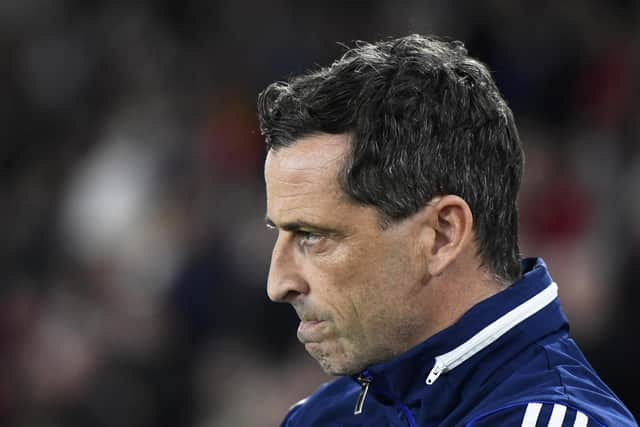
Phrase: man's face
[{"left": 265, "top": 133, "right": 428, "bottom": 375}]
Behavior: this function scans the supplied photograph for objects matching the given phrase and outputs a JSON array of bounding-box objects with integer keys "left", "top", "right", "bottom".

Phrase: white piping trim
[
  {"left": 521, "top": 402, "right": 543, "bottom": 427},
  {"left": 573, "top": 411, "right": 589, "bottom": 427},
  {"left": 426, "top": 282, "right": 558, "bottom": 385},
  {"left": 548, "top": 404, "right": 568, "bottom": 427}
]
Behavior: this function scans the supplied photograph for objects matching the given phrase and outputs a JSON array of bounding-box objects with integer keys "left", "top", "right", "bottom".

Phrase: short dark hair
[{"left": 257, "top": 34, "right": 523, "bottom": 282}]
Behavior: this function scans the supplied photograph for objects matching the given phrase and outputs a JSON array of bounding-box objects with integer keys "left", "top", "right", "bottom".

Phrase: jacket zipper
[
  {"left": 354, "top": 374, "right": 372, "bottom": 415},
  {"left": 354, "top": 373, "right": 417, "bottom": 426},
  {"left": 426, "top": 282, "right": 558, "bottom": 385}
]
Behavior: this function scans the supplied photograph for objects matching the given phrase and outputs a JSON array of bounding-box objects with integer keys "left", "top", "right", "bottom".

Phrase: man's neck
[{"left": 419, "top": 263, "right": 506, "bottom": 346}]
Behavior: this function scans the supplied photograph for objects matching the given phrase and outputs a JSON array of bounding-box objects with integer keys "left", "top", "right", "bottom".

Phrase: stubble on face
[{"left": 265, "top": 134, "right": 428, "bottom": 376}]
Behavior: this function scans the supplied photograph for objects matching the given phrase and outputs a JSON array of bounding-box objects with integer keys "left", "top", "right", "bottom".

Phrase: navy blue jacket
[{"left": 281, "top": 258, "right": 637, "bottom": 426}]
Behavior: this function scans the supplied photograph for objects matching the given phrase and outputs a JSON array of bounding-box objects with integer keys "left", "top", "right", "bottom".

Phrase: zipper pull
[
  {"left": 426, "top": 361, "right": 445, "bottom": 385},
  {"left": 354, "top": 375, "right": 372, "bottom": 415}
]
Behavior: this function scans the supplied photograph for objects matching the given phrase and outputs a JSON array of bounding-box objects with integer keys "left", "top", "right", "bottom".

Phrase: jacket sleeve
[{"left": 468, "top": 402, "right": 604, "bottom": 427}]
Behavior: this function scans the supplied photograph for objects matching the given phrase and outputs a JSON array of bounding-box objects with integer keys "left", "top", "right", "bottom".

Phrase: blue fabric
[{"left": 281, "top": 258, "right": 637, "bottom": 426}]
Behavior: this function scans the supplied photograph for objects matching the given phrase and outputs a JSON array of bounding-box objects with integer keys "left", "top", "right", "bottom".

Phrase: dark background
[{"left": 1, "top": 1, "right": 638, "bottom": 425}]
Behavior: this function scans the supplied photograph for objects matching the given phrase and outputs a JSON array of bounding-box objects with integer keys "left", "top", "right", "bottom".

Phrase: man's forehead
[
  {"left": 264, "top": 134, "right": 354, "bottom": 224},
  {"left": 265, "top": 133, "right": 350, "bottom": 176}
]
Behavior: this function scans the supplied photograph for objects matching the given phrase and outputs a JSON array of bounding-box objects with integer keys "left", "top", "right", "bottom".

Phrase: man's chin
[{"left": 305, "top": 342, "right": 363, "bottom": 376}]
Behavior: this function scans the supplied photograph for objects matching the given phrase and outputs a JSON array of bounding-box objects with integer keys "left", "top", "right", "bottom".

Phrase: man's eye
[{"left": 296, "top": 231, "right": 324, "bottom": 247}]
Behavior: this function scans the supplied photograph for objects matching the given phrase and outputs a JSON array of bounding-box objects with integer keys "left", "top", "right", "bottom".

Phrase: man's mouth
[{"left": 297, "top": 320, "right": 328, "bottom": 343}]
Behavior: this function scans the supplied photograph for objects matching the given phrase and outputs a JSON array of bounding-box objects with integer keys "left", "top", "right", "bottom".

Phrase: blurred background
[{"left": 1, "top": 0, "right": 639, "bottom": 425}]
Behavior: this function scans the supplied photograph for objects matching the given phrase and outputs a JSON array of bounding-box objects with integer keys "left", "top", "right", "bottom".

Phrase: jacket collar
[{"left": 355, "top": 257, "right": 568, "bottom": 404}]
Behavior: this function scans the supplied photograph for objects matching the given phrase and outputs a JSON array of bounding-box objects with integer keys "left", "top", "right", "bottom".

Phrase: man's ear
[{"left": 418, "top": 195, "right": 474, "bottom": 277}]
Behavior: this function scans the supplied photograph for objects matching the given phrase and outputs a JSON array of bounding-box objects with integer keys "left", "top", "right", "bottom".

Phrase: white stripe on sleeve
[
  {"left": 521, "top": 402, "right": 543, "bottom": 427},
  {"left": 573, "top": 411, "right": 589, "bottom": 427},
  {"left": 547, "top": 404, "right": 567, "bottom": 427}
]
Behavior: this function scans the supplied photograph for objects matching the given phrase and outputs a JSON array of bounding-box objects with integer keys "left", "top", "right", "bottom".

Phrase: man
[{"left": 257, "top": 35, "right": 636, "bottom": 426}]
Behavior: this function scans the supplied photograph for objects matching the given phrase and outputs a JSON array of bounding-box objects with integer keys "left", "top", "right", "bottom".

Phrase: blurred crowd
[{"left": 1, "top": 1, "right": 639, "bottom": 425}]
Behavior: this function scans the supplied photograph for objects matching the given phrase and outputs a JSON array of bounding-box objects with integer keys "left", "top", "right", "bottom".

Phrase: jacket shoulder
[
  {"left": 467, "top": 402, "right": 609, "bottom": 427},
  {"left": 279, "top": 397, "right": 306, "bottom": 427},
  {"left": 279, "top": 376, "right": 361, "bottom": 427},
  {"left": 463, "top": 336, "right": 637, "bottom": 426}
]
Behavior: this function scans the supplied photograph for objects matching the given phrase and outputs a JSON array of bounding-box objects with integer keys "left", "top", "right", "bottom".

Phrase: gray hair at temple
[{"left": 257, "top": 34, "right": 524, "bottom": 283}]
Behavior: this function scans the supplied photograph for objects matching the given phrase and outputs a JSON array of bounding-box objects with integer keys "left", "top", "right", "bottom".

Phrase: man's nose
[{"left": 267, "top": 234, "right": 309, "bottom": 302}]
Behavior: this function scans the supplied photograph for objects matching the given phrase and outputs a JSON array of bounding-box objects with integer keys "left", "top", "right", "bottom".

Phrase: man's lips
[{"left": 297, "top": 320, "right": 328, "bottom": 343}]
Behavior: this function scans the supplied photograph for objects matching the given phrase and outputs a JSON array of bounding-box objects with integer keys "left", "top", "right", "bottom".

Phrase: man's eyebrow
[{"left": 264, "top": 215, "right": 338, "bottom": 234}]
